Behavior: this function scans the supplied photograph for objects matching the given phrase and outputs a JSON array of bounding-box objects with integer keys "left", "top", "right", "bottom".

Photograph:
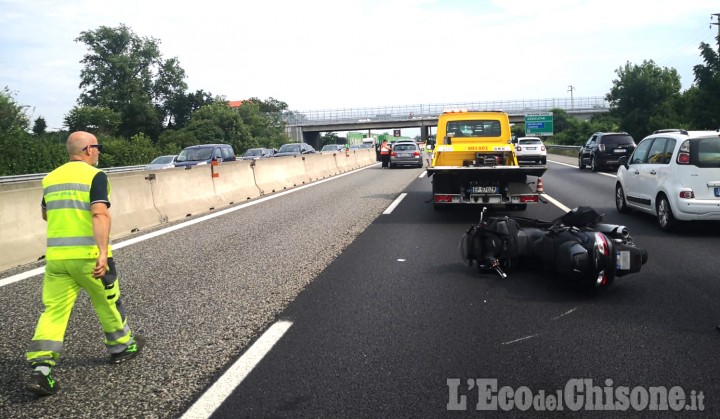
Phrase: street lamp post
[{"left": 567, "top": 85, "right": 575, "bottom": 110}]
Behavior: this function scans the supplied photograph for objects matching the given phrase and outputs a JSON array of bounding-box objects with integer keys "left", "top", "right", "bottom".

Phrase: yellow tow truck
[{"left": 427, "top": 110, "right": 547, "bottom": 210}]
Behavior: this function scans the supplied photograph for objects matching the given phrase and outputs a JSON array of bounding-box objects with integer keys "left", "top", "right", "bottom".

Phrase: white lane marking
[
  {"left": 552, "top": 308, "right": 577, "bottom": 320},
  {"left": 501, "top": 334, "right": 539, "bottom": 345},
  {"left": 0, "top": 164, "right": 379, "bottom": 288},
  {"left": 180, "top": 320, "right": 293, "bottom": 419},
  {"left": 397, "top": 259, "right": 406, "bottom": 262},
  {"left": 418, "top": 171, "right": 427, "bottom": 178},
  {"left": 541, "top": 193, "right": 571, "bottom": 213},
  {"left": 383, "top": 193, "right": 407, "bottom": 215},
  {"left": 548, "top": 159, "right": 616, "bottom": 178}
]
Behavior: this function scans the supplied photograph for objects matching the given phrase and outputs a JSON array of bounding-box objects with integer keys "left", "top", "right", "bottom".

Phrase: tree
[
  {"left": 606, "top": 60, "right": 682, "bottom": 140},
  {"left": 185, "top": 102, "right": 253, "bottom": 154},
  {"left": 165, "top": 89, "right": 215, "bottom": 130},
  {"left": 74, "top": 24, "right": 188, "bottom": 139},
  {"left": 32, "top": 117, "right": 47, "bottom": 135},
  {"left": 686, "top": 32, "right": 720, "bottom": 129},
  {"left": 64, "top": 105, "right": 121, "bottom": 135}
]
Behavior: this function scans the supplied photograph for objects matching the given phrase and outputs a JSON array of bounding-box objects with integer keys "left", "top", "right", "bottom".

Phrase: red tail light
[
  {"left": 541, "top": 145, "right": 546, "bottom": 151},
  {"left": 391, "top": 152, "right": 397, "bottom": 157},
  {"left": 413, "top": 151, "right": 420, "bottom": 157},
  {"left": 434, "top": 195, "right": 453, "bottom": 203},
  {"left": 677, "top": 140, "right": 690, "bottom": 164},
  {"left": 520, "top": 195, "right": 539, "bottom": 203},
  {"left": 679, "top": 191, "right": 695, "bottom": 199}
]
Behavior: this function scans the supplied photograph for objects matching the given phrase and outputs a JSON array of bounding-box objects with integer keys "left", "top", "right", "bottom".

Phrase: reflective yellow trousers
[{"left": 26, "top": 258, "right": 133, "bottom": 366}]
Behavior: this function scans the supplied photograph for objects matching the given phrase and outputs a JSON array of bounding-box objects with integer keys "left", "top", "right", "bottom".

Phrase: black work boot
[
  {"left": 110, "top": 335, "right": 145, "bottom": 364},
  {"left": 26, "top": 366, "right": 59, "bottom": 396}
]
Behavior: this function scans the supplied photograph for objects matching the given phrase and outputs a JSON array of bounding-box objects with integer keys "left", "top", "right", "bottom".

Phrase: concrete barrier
[
  {"left": 254, "top": 156, "right": 309, "bottom": 194},
  {"left": 0, "top": 180, "right": 46, "bottom": 271},
  {"left": 211, "top": 160, "right": 261, "bottom": 203},
  {"left": 1, "top": 150, "right": 374, "bottom": 272},
  {"left": 149, "top": 164, "right": 225, "bottom": 222},
  {"left": 303, "top": 153, "right": 339, "bottom": 181},
  {"left": 107, "top": 171, "right": 163, "bottom": 237}
]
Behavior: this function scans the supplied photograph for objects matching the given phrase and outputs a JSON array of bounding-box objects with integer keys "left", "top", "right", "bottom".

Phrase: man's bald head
[{"left": 66, "top": 131, "right": 98, "bottom": 157}]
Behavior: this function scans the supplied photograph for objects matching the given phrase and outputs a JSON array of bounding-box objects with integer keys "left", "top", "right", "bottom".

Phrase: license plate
[
  {"left": 525, "top": 147, "right": 536, "bottom": 151},
  {"left": 715, "top": 187, "right": 720, "bottom": 197},
  {"left": 614, "top": 149, "right": 626, "bottom": 153},
  {"left": 400, "top": 153, "right": 410, "bottom": 157},
  {"left": 470, "top": 186, "right": 497, "bottom": 193}
]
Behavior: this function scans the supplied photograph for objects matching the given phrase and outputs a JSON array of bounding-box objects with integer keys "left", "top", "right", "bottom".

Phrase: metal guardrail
[
  {"left": 0, "top": 165, "right": 146, "bottom": 184},
  {"left": 546, "top": 145, "right": 581, "bottom": 151}
]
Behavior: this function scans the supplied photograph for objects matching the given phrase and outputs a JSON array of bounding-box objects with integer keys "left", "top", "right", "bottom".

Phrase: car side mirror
[{"left": 618, "top": 156, "right": 627, "bottom": 168}]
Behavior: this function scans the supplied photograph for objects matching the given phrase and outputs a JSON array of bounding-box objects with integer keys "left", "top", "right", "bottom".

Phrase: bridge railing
[{"left": 284, "top": 96, "right": 609, "bottom": 126}]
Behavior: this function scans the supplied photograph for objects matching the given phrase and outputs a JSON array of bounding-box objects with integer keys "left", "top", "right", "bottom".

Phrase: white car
[
  {"left": 615, "top": 129, "right": 720, "bottom": 231},
  {"left": 515, "top": 137, "right": 546, "bottom": 165},
  {"left": 144, "top": 155, "right": 177, "bottom": 170}
]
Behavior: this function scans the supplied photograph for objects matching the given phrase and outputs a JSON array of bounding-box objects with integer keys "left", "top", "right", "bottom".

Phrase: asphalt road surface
[{"left": 1, "top": 156, "right": 719, "bottom": 418}]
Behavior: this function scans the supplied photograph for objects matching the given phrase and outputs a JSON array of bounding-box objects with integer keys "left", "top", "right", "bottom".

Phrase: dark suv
[
  {"left": 174, "top": 144, "right": 236, "bottom": 168},
  {"left": 578, "top": 132, "right": 636, "bottom": 172}
]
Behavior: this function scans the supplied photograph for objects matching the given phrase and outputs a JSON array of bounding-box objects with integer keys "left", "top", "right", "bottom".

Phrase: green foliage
[
  {"left": 686, "top": 34, "right": 720, "bottom": 129},
  {"left": 97, "top": 133, "right": 159, "bottom": 167},
  {"left": 32, "top": 117, "right": 47, "bottom": 135},
  {"left": 64, "top": 106, "right": 121, "bottom": 135},
  {"left": 319, "top": 132, "right": 341, "bottom": 148},
  {"left": 75, "top": 24, "right": 187, "bottom": 139},
  {"left": 606, "top": 60, "right": 682, "bottom": 139}
]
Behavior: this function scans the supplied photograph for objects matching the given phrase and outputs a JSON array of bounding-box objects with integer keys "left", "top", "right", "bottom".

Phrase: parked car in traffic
[
  {"left": 390, "top": 142, "right": 423, "bottom": 168},
  {"left": 144, "top": 155, "right": 177, "bottom": 170},
  {"left": 274, "top": 142, "right": 316, "bottom": 157},
  {"left": 174, "top": 144, "right": 236, "bottom": 168},
  {"left": 578, "top": 132, "right": 636, "bottom": 171},
  {"left": 320, "top": 144, "right": 345, "bottom": 153},
  {"left": 240, "top": 148, "right": 276, "bottom": 160},
  {"left": 514, "top": 137, "right": 547, "bottom": 165},
  {"left": 615, "top": 129, "right": 720, "bottom": 231}
]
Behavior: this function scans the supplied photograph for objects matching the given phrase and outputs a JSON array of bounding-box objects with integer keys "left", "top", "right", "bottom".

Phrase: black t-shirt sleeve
[{"left": 90, "top": 171, "right": 111, "bottom": 208}]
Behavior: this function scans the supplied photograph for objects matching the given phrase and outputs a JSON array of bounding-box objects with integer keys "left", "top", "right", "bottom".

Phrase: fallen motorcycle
[{"left": 459, "top": 206, "right": 648, "bottom": 287}]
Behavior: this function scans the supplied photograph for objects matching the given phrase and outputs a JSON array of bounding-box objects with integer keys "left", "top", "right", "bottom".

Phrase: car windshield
[
  {"left": 244, "top": 149, "right": 262, "bottom": 157},
  {"left": 278, "top": 144, "right": 301, "bottom": 153},
  {"left": 446, "top": 120, "right": 502, "bottom": 137},
  {"left": 177, "top": 147, "right": 213, "bottom": 162},
  {"left": 604, "top": 135, "right": 635, "bottom": 146},
  {"left": 151, "top": 156, "right": 174, "bottom": 164}
]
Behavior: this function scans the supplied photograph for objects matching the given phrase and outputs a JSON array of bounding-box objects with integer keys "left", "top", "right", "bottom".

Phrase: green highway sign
[{"left": 524, "top": 112, "right": 554, "bottom": 136}]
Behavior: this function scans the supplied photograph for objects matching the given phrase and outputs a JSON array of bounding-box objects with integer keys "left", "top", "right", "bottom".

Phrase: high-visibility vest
[{"left": 42, "top": 162, "right": 113, "bottom": 260}]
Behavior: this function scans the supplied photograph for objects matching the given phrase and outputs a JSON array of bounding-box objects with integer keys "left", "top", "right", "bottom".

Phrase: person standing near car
[
  {"left": 25, "top": 131, "right": 144, "bottom": 397},
  {"left": 379, "top": 139, "right": 392, "bottom": 168}
]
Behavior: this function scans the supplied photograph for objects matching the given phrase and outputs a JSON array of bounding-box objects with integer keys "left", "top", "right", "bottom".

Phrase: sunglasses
[{"left": 82, "top": 144, "right": 104, "bottom": 152}]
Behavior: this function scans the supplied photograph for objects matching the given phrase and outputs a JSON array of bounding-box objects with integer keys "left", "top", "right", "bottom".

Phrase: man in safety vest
[{"left": 25, "top": 131, "right": 144, "bottom": 396}]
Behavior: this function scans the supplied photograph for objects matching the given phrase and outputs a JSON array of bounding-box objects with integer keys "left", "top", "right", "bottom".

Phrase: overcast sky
[{"left": 1, "top": 0, "right": 718, "bottom": 130}]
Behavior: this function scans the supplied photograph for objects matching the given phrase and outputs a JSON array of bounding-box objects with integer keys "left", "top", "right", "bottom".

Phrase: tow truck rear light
[
  {"left": 434, "top": 195, "right": 454, "bottom": 203},
  {"left": 519, "top": 195, "right": 539, "bottom": 203},
  {"left": 679, "top": 190, "right": 695, "bottom": 199}
]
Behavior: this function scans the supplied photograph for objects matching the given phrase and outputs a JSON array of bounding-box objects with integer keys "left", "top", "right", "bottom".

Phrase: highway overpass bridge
[{"left": 285, "top": 96, "right": 609, "bottom": 147}]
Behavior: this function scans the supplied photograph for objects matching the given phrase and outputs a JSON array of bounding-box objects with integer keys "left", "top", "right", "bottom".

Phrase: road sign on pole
[
  {"left": 524, "top": 112, "right": 554, "bottom": 136},
  {"left": 393, "top": 129, "right": 401, "bottom": 137}
]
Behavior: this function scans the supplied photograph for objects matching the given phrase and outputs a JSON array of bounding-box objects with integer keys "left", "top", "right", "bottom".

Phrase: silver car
[
  {"left": 390, "top": 142, "right": 423, "bottom": 168},
  {"left": 144, "top": 155, "right": 177, "bottom": 170}
]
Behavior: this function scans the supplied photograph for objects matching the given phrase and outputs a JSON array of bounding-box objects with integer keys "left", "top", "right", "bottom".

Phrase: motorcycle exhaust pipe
[{"left": 596, "top": 224, "right": 629, "bottom": 239}]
